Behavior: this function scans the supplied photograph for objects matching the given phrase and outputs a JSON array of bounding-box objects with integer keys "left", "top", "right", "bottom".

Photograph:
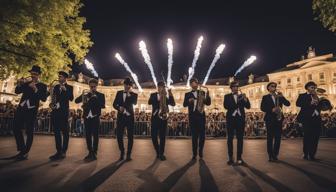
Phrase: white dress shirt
[
  {"left": 232, "top": 94, "right": 241, "bottom": 117},
  {"left": 192, "top": 91, "right": 198, "bottom": 112}
]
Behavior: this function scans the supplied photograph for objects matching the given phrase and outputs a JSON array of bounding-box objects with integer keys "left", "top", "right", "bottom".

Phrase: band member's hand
[
  {"left": 277, "top": 91, "right": 283, "bottom": 97},
  {"left": 119, "top": 106, "right": 125, "bottom": 113},
  {"left": 272, "top": 107, "right": 278, "bottom": 113},
  {"left": 311, "top": 100, "right": 318, "bottom": 106},
  {"left": 29, "top": 82, "right": 38, "bottom": 92},
  {"left": 18, "top": 78, "right": 25, "bottom": 85},
  {"left": 242, "top": 93, "right": 247, "bottom": 101},
  {"left": 168, "top": 89, "right": 173, "bottom": 96},
  {"left": 189, "top": 98, "right": 195, "bottom": 103},
  {"left": 60, "top": 85, "right": 66, "bottom": 91}
]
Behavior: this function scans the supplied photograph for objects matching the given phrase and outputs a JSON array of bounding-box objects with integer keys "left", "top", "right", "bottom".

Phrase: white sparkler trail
[
  {"left": 234, "top": 55, "right": 257, "bottom": 76},
  {"left": 167, "top": 38, "right": 173, "bottom": 88},
  {"left": 202, "top": 44, "right": 226, "bottom": 86},
  {"left": 115, "top": 53, "right": 143, "bottom": 92},
  {"left": 139, "top": 40, "right": 158, "bottom": 88},
  {"left": 187, "top": 36, "right": 204, "bottom": 87},
  {"left": 84, "top": 59, "right": 98, "bottom": 77}
]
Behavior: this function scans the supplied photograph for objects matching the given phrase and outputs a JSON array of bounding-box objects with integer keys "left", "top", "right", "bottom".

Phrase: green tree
[
  {"left": 312, "top": 0, "right": 336, "bottom": 33},
  {"left": 0, "top": 0, "right": 93, "bottom": 82}
]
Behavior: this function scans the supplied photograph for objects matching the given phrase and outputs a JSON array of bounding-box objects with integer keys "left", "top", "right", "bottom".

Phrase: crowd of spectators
[{"left": 1, "top": 101, "right": 336, "bottom": 138}]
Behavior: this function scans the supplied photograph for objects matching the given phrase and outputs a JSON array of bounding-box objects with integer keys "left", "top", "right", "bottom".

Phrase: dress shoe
[
  {"left": 237, "top": 159, "right": 245, "bottom": 165},
  {"left": 49, "top": 152, "right": 62, "bottom": 160},
  {"left": 160, "top": 155, "right": 167, "bottom": 161},
  {"left": 84, "top": 152, "right": 92, "bottom": 160},
  {"left": 16, "top": 153, "right": 28, "bottom": 161},
  {"left": 126, "top": 154, "right": 132, "bottom": 161}
]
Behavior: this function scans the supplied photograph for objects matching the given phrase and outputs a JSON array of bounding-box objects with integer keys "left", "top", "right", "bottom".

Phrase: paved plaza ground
[{"left": 0, "top": 136, "right": 336, "bottom": 192}]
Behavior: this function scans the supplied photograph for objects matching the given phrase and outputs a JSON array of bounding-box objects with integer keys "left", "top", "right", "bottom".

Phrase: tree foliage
[
  {"left": 312, "top": 0, "right": 336, "bottom": 33},
  {"left": 0, "top": 0, "right": 93, "bottom": 82}
]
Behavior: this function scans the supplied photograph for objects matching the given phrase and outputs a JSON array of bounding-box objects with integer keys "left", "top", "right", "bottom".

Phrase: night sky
[{"left": 80, "top": 0, "right": 336, "bottom": 82}]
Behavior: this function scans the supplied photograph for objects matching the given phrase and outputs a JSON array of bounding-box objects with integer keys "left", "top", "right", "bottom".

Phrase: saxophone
[
  {"left": 196, "top": 85, "right": 208, "bottom": 113},
  {"left": 158, "top": 88, "right": 169, "bottom": 120},
  {"left": 274, "top": 91, "right": 283, "bottom": 121},
  {"left": 49, "top": 79, "right": 59, "bottom": 110}
]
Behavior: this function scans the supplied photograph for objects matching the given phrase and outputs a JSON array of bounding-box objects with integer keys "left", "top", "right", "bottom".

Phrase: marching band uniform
[
  {"left": 13, "top": 65, "right": 48, "bottom": 160},
  {"left": 148, "top": 82, "right": 175, "bottom": 160},
  {"left": 183, "top": 78, "right": 211, "bottom": 159},
  {"left": 296, "top": 81, "right": 321, "bottom": 160},
  {"left": 224, "top": 81, "right": 251, "bottom": 165},
  {"left": 113, "top": 78, "right": 138, "bottom": 161},
  {"left": 49, "top": 71, "right": 74, "bottom": 160},
  {"left": 261, "top": 82, "right": 290, "bottom": 162},
  {"left": 75, "top": 79, "right": 105, "bottom": 160}
]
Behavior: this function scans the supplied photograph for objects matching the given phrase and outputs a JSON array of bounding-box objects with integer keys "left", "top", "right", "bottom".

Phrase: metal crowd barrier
[{"left": 0, "top": 115, "right": 333, "bottom": 138}]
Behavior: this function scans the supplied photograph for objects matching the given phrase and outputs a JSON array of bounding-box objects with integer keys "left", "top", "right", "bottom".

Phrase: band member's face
[
  {"left": 89, "top": 83, "right": 97, "bottom": 92},
  {"left": 231, "top": 85, "right": 238, "bottom": 93},
  {"left": 30, "top": 72, "right": 39, "bottom": 81},
  {"left": 58, "top": 75, "right": 66, "bottom": 83},
  {"left": 158, "top": 86, "right": 164, "bottom": 92},
  {"left": 191, "top": 81, "right": 198, "bottom": 90},
  {"left": 124, "top": 84, "right": 131, "bottom": 91},
  {"left": 268, "top": 84, "right": 277, "bottom": 93},
  {"left": 307, "top": 85, "right": 316, "bottom": 93}
]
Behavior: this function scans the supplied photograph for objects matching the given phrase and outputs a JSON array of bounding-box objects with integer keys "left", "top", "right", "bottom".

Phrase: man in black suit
[
  {"left": 261, "top": 82, "right": 290, "bottom": 162},
  {"left": 296, "top": 81, "right": 321, "bottom": 160},
  {"left": 75, "top": 78, "right": 105, "bottom": 160},
  {"left": 49, "top": 71, "right": 74, "bottom": 160},
  {"left": 113, "top": 77, "right": 138, "bottom": 161},
  {"left": 13, "top": 65, "right": 48, "bottom": 160},
  {"left": 183, "top": 78, "right": 211, "bottom": 160},
  {"left": 224, "top": 81, "right": 251, "bottom": 165},
  {"left": 148, "top": 81, "right": 175, "bottom": 161}
]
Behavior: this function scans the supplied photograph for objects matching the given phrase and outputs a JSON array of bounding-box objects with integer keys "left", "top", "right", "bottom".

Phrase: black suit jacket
[
  {"left": 260, "top": 94, "right": 290, "bottom": 122},
  {"left": 148, "top": 92, "right": 176, "bottom": 117},
  {"left": 15, "top": 81, "right": 48, "bottom": 112},
  {"left": 183, "top": 90, "right": 211, "bottom": 117},
  {"left": 113, "top": 90, "right": 138, "bottom": 117},
  {"left": 223, "top": 93, "right": 251, "bottom": 122},
  {"left": 75, "top": 91, "right": 105, "bottom": 118},
  {"left": 52, "top": 83, "right": 74, "bottom": 111},
  {"left": 296, "top": 93, "right": 321, "bottom": 123}
]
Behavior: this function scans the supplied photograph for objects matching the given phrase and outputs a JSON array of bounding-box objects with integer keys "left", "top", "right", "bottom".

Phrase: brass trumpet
[
  {"left": 237, "top": 89, "right": 246, "bottom": 102},
  {"left": 17, "top": 76, "right": 32, "bottom": 86}
]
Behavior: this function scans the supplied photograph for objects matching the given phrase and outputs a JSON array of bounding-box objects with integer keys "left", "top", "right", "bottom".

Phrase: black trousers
[
  {"left": 51, "top": 110, "right": 69, "bottom": 154},
  {"left": 265, "top": 119, "right": 282, "bottom": 157},
  {"left": 84, "top": 116, "right": 100, "bottom": 153},
  {"left": 189, "top": 113, "right": 206, "bottom": 156},
  {"left": 227, "top": 116, "right": 245, "bottom": 159},
  {"left": 116, "top": 115, "right": 134, "bottom": 155},
  {"left": 13, "top": 107, "right": 36, "bottom": 154},
  {"left": 151, "top": 115, "right": 167, "bottom": 156},
  {"left": 302, "top": 117, "right": 321, "bottom": 158}
]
